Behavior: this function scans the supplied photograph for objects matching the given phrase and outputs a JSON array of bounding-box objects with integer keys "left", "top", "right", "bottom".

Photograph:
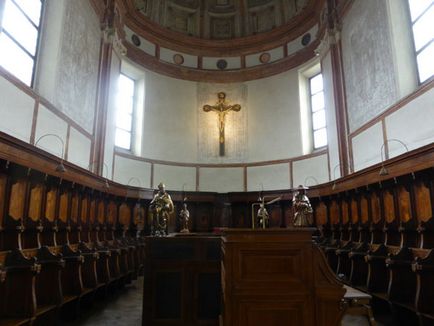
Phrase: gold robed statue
[
  {"left": 179, "top": 203, "right": 190, "bottom": 233},
  {"left": 149, "top": 182, "right": 174, "bottom": 236},
  {"left": 292, "top": 185, "right": 313, "bottom": 227}
]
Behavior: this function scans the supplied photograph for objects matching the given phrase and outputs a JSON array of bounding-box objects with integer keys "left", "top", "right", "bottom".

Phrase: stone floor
[{"left": 70, "top": 277, "right": 381, "bottom": 326}]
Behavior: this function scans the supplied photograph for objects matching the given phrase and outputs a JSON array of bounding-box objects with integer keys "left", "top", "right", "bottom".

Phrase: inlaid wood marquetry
[
  {"left": 414, "top": 181, "right": 431, "bottom": 222},
  {"left": 8, "top": 180, "right": 26, "bottom": 221},
  {"left": 28, "top": 185, "right": 43, "bottom": 222}
]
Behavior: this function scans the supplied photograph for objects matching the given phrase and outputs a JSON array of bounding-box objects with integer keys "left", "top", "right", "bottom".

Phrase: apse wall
[
  {"left": 342, "top": 0, "right": 434, "bottom": 172},
  {"left": 0, "top": 0, "right": 433, "bottom": 194},
  {"left": 105, "top": 59, "right": 332, "bottom": 192}
]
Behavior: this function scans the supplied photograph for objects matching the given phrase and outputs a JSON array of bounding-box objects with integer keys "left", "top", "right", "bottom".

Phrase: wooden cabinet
[
  {"left": 221, "top": 229, "right": 345, "bottom": 326},
  {"left": 142, "top": 235, "right": 221, "bottom": 326}
]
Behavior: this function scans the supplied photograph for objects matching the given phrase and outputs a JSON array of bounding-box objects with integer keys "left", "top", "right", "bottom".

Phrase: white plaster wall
[
  {"left": 341, "top": 0, "right": 398, "bottom": 132},
  {"left": 141, "top": 70, "right": 198, "bottom": 163},
  {"left": 247, "top": 164, "right": 291, "bottom": 191},
  {"left": 202, "top": 57, "right": 241, "bottom": 70},
  {"left": 292, "top": 154, "right": 329, "bottom": 187},
  {"left": 34, "top": 105, "right": 68, "bottom": 158},
  {"left": 113, "top": 155, "right": 152, "bottom": 187},
  {"left": 68, "top": 127, "right": 91, "bottom": 169},
  {"left": 199, "top": 168, "right": 244, "bottom": 192},
  {"left": 0, "top": 76, "right": 34, "bottom": 142},
  {"left": 159, "top": 47, "right": 198, "bottom": 68},
  {"left": 246, "top": 68, "right": 303, "bottom": 162},
  {"left": 36, "top": 0, "right": 99, "bottom": 134},
  {"left": 386, "top": 88, "right": 434, "bottom": 158},
  {"left": 103, "top": 51, "right": 122, "bottom": 178},
  {"left": 322, "top": 52, "right": 340, "bottom": 179},
  {"left": 246, "top": 47, "right": 284, "bottom": 67},
  {"left": 351, "top": 122, "right": 384, "bottom": 172},
  {"left": 124, "top": 26, "right": 156, "bottom": 56},
  {"left": 386, "top": 0, "right": 418, "bottom": 98},
  {"left": 154, "top": 165, "right": 196, "bottom": 191}
]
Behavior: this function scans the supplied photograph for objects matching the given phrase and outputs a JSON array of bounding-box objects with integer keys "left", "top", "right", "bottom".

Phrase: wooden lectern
[{"left": 221, "top": 229, "right": 346, "bottom": 326}]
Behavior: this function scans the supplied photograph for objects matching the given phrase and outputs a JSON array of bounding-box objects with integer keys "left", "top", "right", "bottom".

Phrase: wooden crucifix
[{"left": 203, "top": 92, "right": 241, "bottom": 156}]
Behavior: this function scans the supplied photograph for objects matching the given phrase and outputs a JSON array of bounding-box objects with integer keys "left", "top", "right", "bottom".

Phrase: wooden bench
[{"left": 343, "top": 285, "right": 376, "bottom": 326}]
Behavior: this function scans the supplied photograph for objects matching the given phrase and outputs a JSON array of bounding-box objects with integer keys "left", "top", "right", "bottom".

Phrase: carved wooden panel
[
  {"left": 414, "top": 181, "right": 432, "bottom": 222},
  {"left": 314, "top": 202, "right": 327, "bottom": 226},
  {"left": 237, "top": 249, "right": 308, "bottom": 285},
  {"left": 28, "top": 185, "right": 43, "bottom": 222},
  {"left": 0, "top": 174, "right": 6, "bottom": 226},
  {"left": 97, "top": 200, "right": 105, "bottom": 224},
  {"left": 329, "top": 200, "right": 339, "bottom": 225},
  {"left": 70, "top": 193, "right": 79, "bottom": 224},
  {"left": 350, "top": 198, "right": 358, "bottom": 224},
  {"left": 133, "top": 204, "right": 146, "bottom": 227},
  {"left": 239, "top": 301, "right": 308, "bottom": 326},
  {"left": 196, "top": 204, "right": 213, "bottom": 231},
  {"left": 89, "top": 199, "right": 96, "bottom": 224},
  {"left": 383, "top": 190, "right": 395, "bottom": 224},
  {"left": 370, "top": 192, "right": 381, "bottom": 224},
  {"left": 398, "top": 185, "right": 412, "bottom": 222},
  {"left": 107, "top": 201, "right": 117, "bottom": 225},
  {"left": 268, "top": 205, "right": 282, "bottom": 227},
  {"left": 341, "top": 200, "right": 349, "bottom": 224},
  {"left": 59, "top": 192, "right": 69, "bottom": 224},
  {"left": 80, "top": 196, "right": 88, "bottom": 224},
  {"left": 8, "top": 180, "right": 26, "bottom": 221},
  {"left": 360, "top": 196, "right": 369, "bottom": 224},
  {"left": 45, "top": 188, "right": 57, "bottom": 222},
  {"left": 119, "top": 203, "right": 131, "bottom": 226}
]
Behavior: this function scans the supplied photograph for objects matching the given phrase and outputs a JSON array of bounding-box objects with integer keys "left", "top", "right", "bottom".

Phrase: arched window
[
  {"left": 408, "top": 0, "right": 434, "bottom": 83},
  {"left": 0, "top": 0, "right": 44, "bottom": 86},
  {"left": 309, "top": 73, "right": 327, "bottom": 149}
]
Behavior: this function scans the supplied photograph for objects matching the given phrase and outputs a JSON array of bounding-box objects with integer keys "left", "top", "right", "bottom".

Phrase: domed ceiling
[
  {"left": 109, "top": 0, "right": 326, "bottom": 82},
  {"left": 133, "top": 0, "right": 309, "bottom": 40}
]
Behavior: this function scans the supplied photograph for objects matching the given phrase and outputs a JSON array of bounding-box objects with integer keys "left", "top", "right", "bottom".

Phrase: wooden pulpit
[{"left": 221, "top": 229, "right": 346, "bottom": 326}]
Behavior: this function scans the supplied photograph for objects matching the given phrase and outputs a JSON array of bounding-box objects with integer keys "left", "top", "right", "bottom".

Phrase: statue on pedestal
[
  {"left": 257, "top": 202, "right": 269, "bottom": 229},
  {"left": 292, "top": 185, "right": 313, "bottom": 227},
  {"left": 179, "top": 203, "right": 190, "bottom": 233},
  {"left": 149, "top": 182, "right": 174, "bottom": 236}
]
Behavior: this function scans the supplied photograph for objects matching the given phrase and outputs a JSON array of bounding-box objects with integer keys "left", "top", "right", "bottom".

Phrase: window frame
[
  {"left": 407, "top": 0, "right": 434, "bottom": 84},
  {"left": 308, "top": 72, "right": 327, "bottom": 150},
  {"left": 0, "top": 0, "right": 44, "bottom": 87},
  {"left": 115, "top": 72, "right": 137, "bottom": 151}
]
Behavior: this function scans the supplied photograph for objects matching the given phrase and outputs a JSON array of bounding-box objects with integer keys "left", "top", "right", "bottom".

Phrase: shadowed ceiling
[{"left": 133, "top": 0, "right": 310, "bottom": 40}]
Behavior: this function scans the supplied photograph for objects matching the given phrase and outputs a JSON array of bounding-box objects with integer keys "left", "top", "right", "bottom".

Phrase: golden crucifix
[{"left": 203, "top": 92, "right": 241, "bottom": 156}]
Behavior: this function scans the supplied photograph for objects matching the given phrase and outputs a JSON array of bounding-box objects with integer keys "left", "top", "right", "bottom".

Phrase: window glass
[
  {"left": 408, "top": 0, "right": 434, "bottom": 83},
  {"left": 0, "top": 0, "right": 43, "bottom": 86},
  {"left": 115, "top": 74, "right": 135, "bottom": 150},
  {"left": 0, "top": 33, "right": 33, "bottom": 85},
  {"left": 309, "top": 73, "right": 327, "bottom": 149}
]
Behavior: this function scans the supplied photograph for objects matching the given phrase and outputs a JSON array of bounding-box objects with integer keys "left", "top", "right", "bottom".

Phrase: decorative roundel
[
  {"left": 173, "top": 54, "right": 184, "bottom": 65},
  {"left": 301, "top": 33, "right": 311, "bottom": 46},
  {"left": 131, "top": 34, "right": 141, "bottom": 47},
  {"left": 259, "top": 52, "right": 271, "bottom": 64},
  {"left": 216, "top": 59, "right": 228, "bottom": 70}
]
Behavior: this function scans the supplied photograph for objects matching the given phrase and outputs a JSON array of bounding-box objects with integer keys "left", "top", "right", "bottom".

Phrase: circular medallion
[
  {"left": 301, "top": 33, "right": 311, "bottom": 46},
  {"left": 216, "top": 59, "right": 228, "bottom": 70},
  {"left": 131, "top": 34, "right": 141, "bottom": 47},
  {"left": 173, "top": 54, "right": 184, "bottom": 65},
  {"left": 259, "top": 52, "right": 271, "bottom": 64}
]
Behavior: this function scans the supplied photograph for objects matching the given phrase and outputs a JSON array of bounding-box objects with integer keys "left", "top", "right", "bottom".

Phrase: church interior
[{"left": 0, "top": 0, "right": 433, "bottom": 325}]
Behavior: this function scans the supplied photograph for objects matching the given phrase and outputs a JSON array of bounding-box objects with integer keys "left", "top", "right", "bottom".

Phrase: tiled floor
[{"left": 70, "top": 277, "right": 381, "bottom": 326}]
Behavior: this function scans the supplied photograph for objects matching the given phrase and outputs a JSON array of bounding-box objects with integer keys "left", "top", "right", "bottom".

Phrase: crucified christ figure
[{"left": 203, "top": 92, "right": 241, "bottom": 156}]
